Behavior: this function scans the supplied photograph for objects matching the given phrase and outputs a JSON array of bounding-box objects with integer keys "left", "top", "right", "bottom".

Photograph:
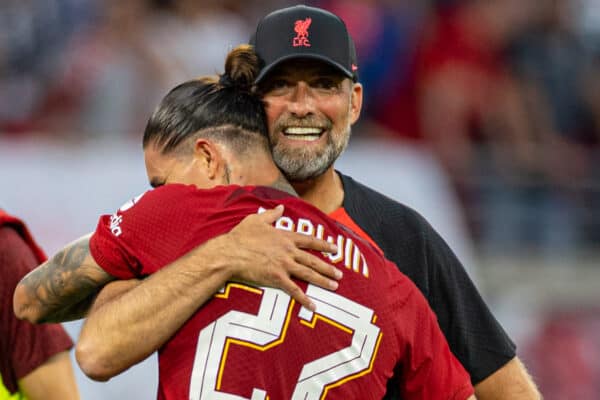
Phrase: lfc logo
[{"left": 293, "top": 17, "right": 312, "bottom": 47}]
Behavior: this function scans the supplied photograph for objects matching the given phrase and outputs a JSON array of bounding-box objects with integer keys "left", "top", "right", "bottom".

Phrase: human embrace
[{"left": 14, "top": 5, "right": 540, "bottom": 400}]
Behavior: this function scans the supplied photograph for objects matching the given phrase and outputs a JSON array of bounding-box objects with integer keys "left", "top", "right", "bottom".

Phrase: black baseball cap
[{"left": 250, "top": 5, "right": 358, "bottom": 83}]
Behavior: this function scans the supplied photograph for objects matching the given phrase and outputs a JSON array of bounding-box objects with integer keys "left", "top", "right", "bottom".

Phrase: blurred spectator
[
  {"left": 524, "top": 308, "right": 600, "bottom": 399},
  {"left": 33, "top": 0, "right": 170, "bottom": 138},
  {"left": 0, "top": 0, "right": 93, "bottom": 134},
  {"left": 375, "top": 0, "right": 535, "bottom": 176},
  {"left": 0, "top": 0, "right": 253, "bottom": 138},
  {"left": 506, "top": 0, "right": 600, "bottom": 253},
  {"left": 315, "top": 0, "right": 429, "bottom": 118},
  {"left": 144, "top": 0, "right": 249, "bottom": 91},
  {"left": 372, "top": 0, "right": 600, "bottom": 255}
]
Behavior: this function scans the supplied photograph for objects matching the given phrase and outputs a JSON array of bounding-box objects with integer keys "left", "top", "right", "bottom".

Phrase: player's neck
[
  {"left": 290, "top": 167, "right": 344, "bottom": 214},
  {"left": 234, "top": 156, "right": 297, "bottom": 196},
  {"left": 268, "top": 173, "right": 297, "bottom": 196}
]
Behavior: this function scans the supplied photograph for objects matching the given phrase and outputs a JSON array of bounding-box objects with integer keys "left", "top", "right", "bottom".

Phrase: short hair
[{"left": 143, "top": 45, "right": 268, "bottom": 156}]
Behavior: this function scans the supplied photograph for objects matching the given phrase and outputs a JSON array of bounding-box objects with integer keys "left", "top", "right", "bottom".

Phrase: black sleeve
[{"left": 339, "top": 173, "right": 516, "bottom": 386}]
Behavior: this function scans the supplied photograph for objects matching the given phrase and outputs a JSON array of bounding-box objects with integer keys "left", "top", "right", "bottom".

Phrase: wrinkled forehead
[{"left": 258, "top": 58, "right": 348, "bottom": 84}]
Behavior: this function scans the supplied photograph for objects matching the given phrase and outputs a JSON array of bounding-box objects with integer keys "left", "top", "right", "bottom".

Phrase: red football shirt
[
  {"left": 90, "top": 184, "right": 473, "bottom": 400},
  {"left": 0, "top": 211, "right": 74, "bottom": 395}
]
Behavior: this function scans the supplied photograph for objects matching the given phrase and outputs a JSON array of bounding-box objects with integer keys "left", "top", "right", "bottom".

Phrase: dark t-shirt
[
  {"left": 0, "top": 213, "right": 74, "bottom": 395},
  {"left": 90, "top": 184, "right": 473, "bottom": 400},
  {"left": 333, "top": 172, "right": 516, "bottom": 391}
]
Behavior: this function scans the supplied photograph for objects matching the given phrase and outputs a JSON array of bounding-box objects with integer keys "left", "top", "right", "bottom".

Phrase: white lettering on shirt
[
  {"left": 110, "top": 214, "right": 123, "bottom": 237},
  {"left": 257, "top": 207, "right": 369, "bottom": 278}
]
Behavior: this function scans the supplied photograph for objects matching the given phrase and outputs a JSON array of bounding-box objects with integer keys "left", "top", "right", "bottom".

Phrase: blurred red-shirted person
[{"left": 0, "top": 210, "right": 79, "bottom": 400}]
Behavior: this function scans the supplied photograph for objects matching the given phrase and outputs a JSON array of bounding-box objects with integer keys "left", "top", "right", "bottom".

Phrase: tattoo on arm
[{"left": 19, "top": 235, "right": 114, "bottom": 322}]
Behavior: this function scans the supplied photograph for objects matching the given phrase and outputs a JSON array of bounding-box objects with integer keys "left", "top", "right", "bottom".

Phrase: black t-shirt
[{"left": 337, "top": 172, "right": 516, "bottom": 395}]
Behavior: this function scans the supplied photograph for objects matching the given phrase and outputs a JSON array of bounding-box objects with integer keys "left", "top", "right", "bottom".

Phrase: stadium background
[{"left": 1, "top": 0, "right": 599, "bottom": 398}]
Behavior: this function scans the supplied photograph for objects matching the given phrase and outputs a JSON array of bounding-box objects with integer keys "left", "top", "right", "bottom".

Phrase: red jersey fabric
[
  {"left": 90, "top": 184, "right": 473, "bottom": 400},
  {"left": 0, "top": 211, "right": 47, "bottom": 264},
  {"left": 328, "top": 207, "right": 383, "bottom": 254},
  {"left": 0, "top": 211, "right": 74, "bottom": 394}
]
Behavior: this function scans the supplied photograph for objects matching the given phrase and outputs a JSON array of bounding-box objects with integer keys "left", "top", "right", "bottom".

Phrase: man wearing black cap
[
  {"left": 246, "top": 5, "right": 540, "bottom": 400},
  {"left": 14, "top": 4, "right": 539, "bottom": 399}
]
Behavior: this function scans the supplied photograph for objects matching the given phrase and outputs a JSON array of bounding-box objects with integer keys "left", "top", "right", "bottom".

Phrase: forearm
[
  {"left": 76, "top": 236, "right": 234, "bottom": 381},
  {"left": 19, "top": 351, "right": 80, "bottom": 400},
  {"left": 474, "top": 357, "right": 541, "bottom": 400},
  {"left": 13, "top": 234, "right": 113, "bottom": 323},
  {"left": 76, "top": 206, "right": 342, "bottom": 380}
]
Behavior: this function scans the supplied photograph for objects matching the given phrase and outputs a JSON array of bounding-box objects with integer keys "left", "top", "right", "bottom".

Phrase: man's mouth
[{"left": 282, "top": 127, "right": 324, "bottom": 141}]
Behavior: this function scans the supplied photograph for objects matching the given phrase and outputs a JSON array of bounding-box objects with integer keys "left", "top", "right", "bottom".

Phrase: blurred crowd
[{"left": 1, "top": 0, "right": 599, "bottom": 256}]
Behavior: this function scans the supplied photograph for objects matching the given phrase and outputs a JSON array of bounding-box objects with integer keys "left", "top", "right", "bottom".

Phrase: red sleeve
[
  {"left": 0, "top": 227, "right": 73, "bottom": 393},
  {"left": 89, "top": 213, "right": 142, "bottom": 279},
  {"left": 396, "top": 263, "right": 474, "bottom": 400},
  {"left": 89, "top": 185, "right": 213, "bottom": 279},
  {"left": 89, "top": 188, "right": 163, "bottom": 279}
]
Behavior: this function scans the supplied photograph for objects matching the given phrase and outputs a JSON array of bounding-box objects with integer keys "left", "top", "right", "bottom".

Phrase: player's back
[
  {"left": 91, "top": 184, "right": 472, "bottom": 400},
  {"left": 149, "top": 185, "right": 416, "bottom": 400}
]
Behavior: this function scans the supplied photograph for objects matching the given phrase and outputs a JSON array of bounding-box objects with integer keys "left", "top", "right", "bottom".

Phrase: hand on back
[{"left": 210, "top": 205, "right": 342, "bottom": 311}]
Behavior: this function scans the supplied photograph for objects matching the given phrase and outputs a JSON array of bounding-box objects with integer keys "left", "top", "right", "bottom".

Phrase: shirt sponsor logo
[{"left": 110, "top": 213, "right": 123, "bottom": 236}]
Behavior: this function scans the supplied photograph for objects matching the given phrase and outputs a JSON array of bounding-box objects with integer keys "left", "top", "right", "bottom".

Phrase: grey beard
[
  {"left": 271, "top": 129, "right": 351, "bottom": 182},
  {"left": 272, "top": 144, "right": 336, "bottom": 181}
]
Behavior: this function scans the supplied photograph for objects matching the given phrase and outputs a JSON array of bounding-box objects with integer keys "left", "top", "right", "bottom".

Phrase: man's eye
[
  {"left": 269, "top": 80, "right": 289, "bottom": 90},
  {"left": 313, "top": 79, "right": 337, "bottom": 89}
]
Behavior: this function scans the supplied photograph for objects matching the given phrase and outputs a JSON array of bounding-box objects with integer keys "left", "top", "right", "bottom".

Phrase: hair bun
[
  {"left": 223, "top": 44, "right": 260, "bottom": 90},
  {"left": 218, "top": 74, "right": 235, "bottom": 87}
]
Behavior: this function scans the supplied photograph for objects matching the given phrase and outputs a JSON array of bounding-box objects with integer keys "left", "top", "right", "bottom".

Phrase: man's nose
[{"left": 287, "top": 82, "right": 315, "bottom": 117}]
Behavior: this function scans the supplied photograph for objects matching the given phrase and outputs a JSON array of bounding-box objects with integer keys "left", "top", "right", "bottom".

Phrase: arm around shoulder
[
  {"left": 76, "top": 207, "right": 342, "bottom": 381},
  {"left": 13, "top": 234, "right": 114, "bottom": 323}
]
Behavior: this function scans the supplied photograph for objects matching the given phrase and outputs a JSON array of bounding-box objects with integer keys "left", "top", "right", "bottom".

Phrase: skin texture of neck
[
  {"left": 231, "top": 152, "right": 297, "bottom": 197},
  {"left": 290, "top": 166, "right": 344, "bottom": 214}
]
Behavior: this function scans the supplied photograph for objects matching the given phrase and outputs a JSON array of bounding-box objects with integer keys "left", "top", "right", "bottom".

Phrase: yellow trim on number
[
  {"left": 321, "top": 331, "right": 384, "bottom": 399},
  {"left": 215, "top": 282, "right": 263, "bottom": 299},
  {"left": 216, "top": 298, "right": 296, "bottom": 390},
  {"left": 299, "top": 313, "right": 353, "bottom": 335}
]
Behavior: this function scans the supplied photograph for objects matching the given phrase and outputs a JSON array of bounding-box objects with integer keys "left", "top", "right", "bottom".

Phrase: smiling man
[
  {"left": 14, "top": 5, "right": 540, "bottom": 399},
  {"left": 21, "top": 47, "right": 476, "bottom": 399},
  {"left": 248, "top": 6, "right": 540, "bottom": 399}
]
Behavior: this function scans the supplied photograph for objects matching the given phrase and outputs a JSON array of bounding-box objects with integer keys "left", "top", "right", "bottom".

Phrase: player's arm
[
  {"left": 76, "top": 206, "right": 341, "bottom": 381},
  {"left": 13, "top": 234, "right": 114, "bottom": 323},
  {"left": 15, "top": 205, "right": 339, "bottom": 325},
  {"left": 474, "top": 358, "right": 540, "bottom": 400},
  {"left": 18, "top": 351, "right": 80, "bottom": 400},
  {"left": 418, "top": 228, "right": 541, "bottom": 399},
  {"left": 75, "top": 250, "right": 227, "bottom": 381}
]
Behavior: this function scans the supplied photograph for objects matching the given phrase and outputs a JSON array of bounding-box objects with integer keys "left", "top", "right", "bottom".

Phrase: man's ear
[
  {"left": 194, "top": 139, "right": 222, "bottom": 180},
  {"left": 349, "top": 82, "right": 363, "bottom": 125}
]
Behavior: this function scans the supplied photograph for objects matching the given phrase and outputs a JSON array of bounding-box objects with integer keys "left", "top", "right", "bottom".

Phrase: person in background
[{"left": 0, "top": 209, "right": 79, "bottom": 400}]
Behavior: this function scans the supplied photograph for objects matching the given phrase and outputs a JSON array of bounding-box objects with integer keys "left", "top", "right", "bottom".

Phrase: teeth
[
  {"left": 285, "top": 135, "right": 320, "bottom": 141},
  {"left": 284, "top": 127, "right": 323, "bottom": 135}
]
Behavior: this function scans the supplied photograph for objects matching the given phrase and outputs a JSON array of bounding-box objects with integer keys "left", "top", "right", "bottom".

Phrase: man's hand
[{"left": 202, "top": 205, "right": 342, "bottom": 311}]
